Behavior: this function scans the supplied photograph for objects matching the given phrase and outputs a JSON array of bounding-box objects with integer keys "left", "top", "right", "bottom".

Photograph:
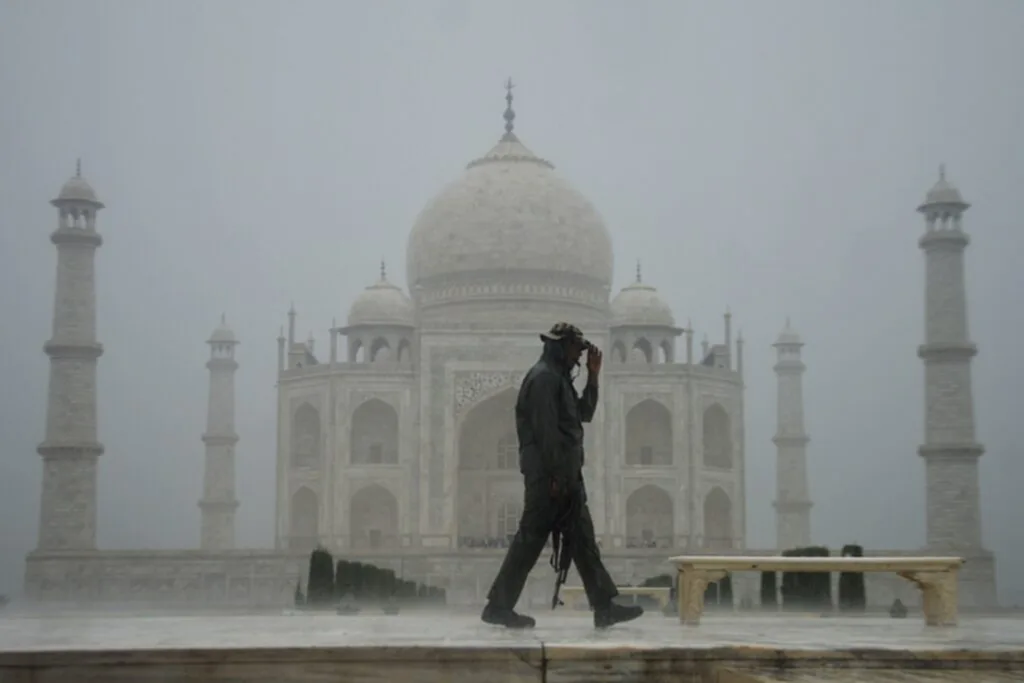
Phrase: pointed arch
[
  {"left": 289, "top": 487, "right": 318, "bottom": 551},
  {"left": 351, "top": 398, "right": 399, "bottom": 464},
  {"left": 396, "top": 338, "right": 412, "bottom": 363},
  {"left": 291, "top": 403, "right": 321, "bottom": 468},
  {"left": 659, "top": 339, "right": 673, "bottom": 364},
  {"left": 369, "top": 337, "right": 391, "bottom": 362},
  {"left": 630, "top": 337, "right": 653, "bottom": 364},
  {"left": 625, "top": 399, "right": 673, "bottom": 466},
  {"left": 457, "top": 388, "right": 518, "bottom": 543},
  {"left": 626, "top": 485, "right": 674, "bottom": 548},
  {"left": 350, "top": 483, "right": 399, "bottom": 549},
  {"left": 703, "top": 487, "right": 733, "bottom": 549},
  {"left": 611, "top": 340, "right": 627, "bottom": 364},
  {"left": 702, "top": 403, "right": 732, "bottom": 468}
]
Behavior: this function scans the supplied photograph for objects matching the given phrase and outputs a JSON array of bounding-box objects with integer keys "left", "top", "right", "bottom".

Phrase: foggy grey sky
[{"left": 1, "top": 1, "right": 1022, "bottom": 603}]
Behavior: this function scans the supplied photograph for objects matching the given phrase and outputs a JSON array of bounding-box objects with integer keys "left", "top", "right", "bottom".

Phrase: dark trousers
[{"left": 486, "top": 473, "right": 619, "bottom": 611}]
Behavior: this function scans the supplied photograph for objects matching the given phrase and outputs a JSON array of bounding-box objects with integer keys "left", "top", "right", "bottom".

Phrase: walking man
[{"left": 481, "top": 322, "right": 644, "bottom": 629}]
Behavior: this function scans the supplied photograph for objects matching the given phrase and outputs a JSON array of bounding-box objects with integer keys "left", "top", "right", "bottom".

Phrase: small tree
[
  {"left": 760, "top": 571, "right": 778, "bottom": 610},
  {"left": 781, "top": 546, "right": 832, "bottom": 611},
  {"left": 293, "top": 580, "right": 305, "bottom": 607},
  {"left": 838, "top": 544, "right": 867, "bottom": 612},
  {"left": 306, "top": 546, "right": 335, "bottom": 607}
]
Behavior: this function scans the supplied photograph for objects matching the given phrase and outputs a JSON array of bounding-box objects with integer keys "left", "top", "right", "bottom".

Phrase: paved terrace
[{"left": 0, "top": 611, "right": 1022, "bottom": 681}]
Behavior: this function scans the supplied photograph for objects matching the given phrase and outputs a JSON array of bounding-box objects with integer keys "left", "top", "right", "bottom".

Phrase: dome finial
[
  {"left": 380, "top": 259, "right": 388, "bottom": 281},
  {"left": 75, "top": 158, "right": 82, "bottom": 177},
  {"left": 635, "top": 259, "right": 642, "bottom": 283},
  {"left": 502, "top": 77, "right": 516, "bottom": 139},
  {"left": 220, "top": 312, "right": 226, "bottom": 325},
  {"left": 939, "top": 163, "right": 946, "bottom": 181}
]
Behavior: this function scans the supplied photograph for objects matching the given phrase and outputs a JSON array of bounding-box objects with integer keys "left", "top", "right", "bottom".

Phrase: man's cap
[{"left": 540, "top": 322, "right": 588, "bottom": 345}]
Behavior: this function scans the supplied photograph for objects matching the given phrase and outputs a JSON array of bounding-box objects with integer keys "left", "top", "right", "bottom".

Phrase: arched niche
[
  {"left": 703, "top": 486, "right": 733, "bottom": 549},
  {"left": 625, "top": 399, "right": 673, "bottom": 466},
  {"left": 625, "top": 484, "right": 674, "bottom": 549},
  {"left": 350, "top": 398, "right": 399, "bottom": 465},
  {"left": 630, "top": 338, "right": 653, "bottom": 364},
  {"left": 350, "top": 483, "right": 399, "bottom": 549},
  {"left": 702, "top": 403, "right": 732, "bottom": 468},
  {"left": 291, "top": 403, "right": 321, "bottom": 468},
  {"left": 456, "top": 388, "right": 519, "bottom": 546}
]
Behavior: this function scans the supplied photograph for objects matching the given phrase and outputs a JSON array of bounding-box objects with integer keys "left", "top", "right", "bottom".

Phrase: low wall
[{"left": 22, "top": 547, "right": 996, "bottom": 609}]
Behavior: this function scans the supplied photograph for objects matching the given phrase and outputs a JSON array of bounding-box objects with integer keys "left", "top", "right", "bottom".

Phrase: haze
[{"left": 1, "top": 0, "right": 1022, "bottom": 604}]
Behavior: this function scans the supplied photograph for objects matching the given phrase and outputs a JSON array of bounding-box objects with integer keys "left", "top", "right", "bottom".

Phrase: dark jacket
[{"left": 515, "top": 350, "right": 598, "bottom": 486}]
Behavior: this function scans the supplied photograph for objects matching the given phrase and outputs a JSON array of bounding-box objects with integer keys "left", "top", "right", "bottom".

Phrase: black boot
[
  {"left": 594, "top": 602, "right": 644, "bottom": 629},
  {"left": 481, "top": 603, "right": 536, "bottom": 629}
]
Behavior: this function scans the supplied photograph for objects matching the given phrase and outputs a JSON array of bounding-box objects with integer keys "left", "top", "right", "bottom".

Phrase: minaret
[
  {"left": 199, "top": 315, "right": 240, "bottom": 550},
  {"left": 916, "top": 166, "right": 984, "bottom": 551},
  {"left": 772, "top": 319, "right": 812, "bottom": 550},
  {"left": 36, "top": 162, "right": 105, "bottom": 551}
]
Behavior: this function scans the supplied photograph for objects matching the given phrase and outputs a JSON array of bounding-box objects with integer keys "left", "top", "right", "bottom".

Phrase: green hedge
[
  {"left": 306, "top": 546, "right": 336, "bottom": 607},
  {"left": 838, "top": 544, "right": 866, "bottom": 612},
  {"left": 780, "top": 546, "right": 832, "bottom": 611},
  {"left": 760, "top": 570, "right": 777, "bottom": 610},
  {"left": 333, "top": 559, "right": 445, "bottom": 605}
]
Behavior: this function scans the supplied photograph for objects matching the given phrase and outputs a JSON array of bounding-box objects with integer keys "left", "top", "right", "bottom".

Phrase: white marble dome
[
  {"left": 775, "top": 319, "right": 802, "bottom": 345},
  {"left": 922, "top": 166, "right": 966, "bottom": 206},
  {"left": 610, "top": 270, "right": 675, "bottom": 327},
  {"left": 405, "top": 131, "right": 614, "bottom": 295},
  {"left": 208, "top": 316, "right": 237, "bottom": 344},
  {"left": 54, "top": 163, "right": 102, "bottom": 205},
  {"left": 348, "top": 268, "right": 415, "bottom": 327}
]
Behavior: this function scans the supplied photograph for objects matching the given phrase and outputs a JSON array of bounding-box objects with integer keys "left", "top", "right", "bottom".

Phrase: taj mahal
[{"left": 23, "top": 87, "right": 997, "bottom": 609}]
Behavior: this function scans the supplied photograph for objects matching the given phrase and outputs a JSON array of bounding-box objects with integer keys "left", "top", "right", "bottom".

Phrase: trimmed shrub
[
  {"left": 293, "top": 580, "right": 305, "bottom": 607},
  {"left": 838, "top": 544, "right": 866, "bottom": 612},
  {"left": 780, "top": 546, "right": 832, "bottom": 611},
  {"left": 306, "top": 546, "right": 336, "bottom": 607},
  {"left": 760, "top": 571, "right": 777, "bottom": 610}
]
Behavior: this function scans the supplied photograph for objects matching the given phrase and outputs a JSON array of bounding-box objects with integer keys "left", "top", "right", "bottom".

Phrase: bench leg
[
  {"left": 677, "top": 569, "right": 726, "bottom": 626},
  {"left": 896, "top": 570, "right": 959, "bottom": 627}
]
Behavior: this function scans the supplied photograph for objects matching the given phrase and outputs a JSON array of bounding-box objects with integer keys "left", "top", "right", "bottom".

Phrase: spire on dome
[
  {"left": 76, "top": 158, "right": 82, "bottom": 177},
  {"left": 635, "top": 259, "right": 642, "bottom": 283},
  {"left": 502, "top": 77, "right": 516, "bottom": 140},
  {"left": 939, "top": 163, "right": 946, "bottom": 181},
  {"left": 380, "top": 259, "right": 387, "bottom": 281}
]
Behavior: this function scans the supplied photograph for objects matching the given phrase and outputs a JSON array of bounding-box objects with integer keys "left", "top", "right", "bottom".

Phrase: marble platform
[{"left": 1, "top": 611, "right": 1022, "bottom": 682}]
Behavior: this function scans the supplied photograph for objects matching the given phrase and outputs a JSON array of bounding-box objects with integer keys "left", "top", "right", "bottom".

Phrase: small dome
[
  {"left": 347, "top": 265, "right": 415, "bottom": 327},
  {"left": 208, "top": 315, "right": 237, "bottom": 343},
  {"left": 775, "top": 318, "right": 802, "bottom": 346},
  {"left": 610, "top": 266, "right": 675, "bottom": 327},
  {"left": 921, "top": 165, "right": 966, "bottom": 206},
  {"left": 53, "top": 161, "right": 102, "bottom": 206}
]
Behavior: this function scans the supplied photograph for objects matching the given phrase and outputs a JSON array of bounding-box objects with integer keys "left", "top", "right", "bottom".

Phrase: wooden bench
[
  {"left": 668, "top": 555, "right": 964, "bottom": 627},
  {"left": 560, "top": 585, "right": 671, "bottom": 611}
]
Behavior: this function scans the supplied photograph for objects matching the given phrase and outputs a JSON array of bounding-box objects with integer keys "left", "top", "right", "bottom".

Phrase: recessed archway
[
  {"left": 350, "top": 399, "right": 399, "bottom": 464},
  {"left": 626, "top": 485, "right": 674, "bottom": 549},
  {"left": 625, "top": 399, "right": 673, "bottom": 466},
  {"left": 350, "top": 483, "right": 399, "bottom": 549},
  {"left": 457, "top": 388, "right": 519, "bottom": 547},
  {"left": 702, "top": 404, "right": 732, "bottom": 469},
  {"left": 703, "top": 487, "right": 733, "bottom": 549},
  {"left": 291, "top": 403, "right": 321, "bottom": 468}
]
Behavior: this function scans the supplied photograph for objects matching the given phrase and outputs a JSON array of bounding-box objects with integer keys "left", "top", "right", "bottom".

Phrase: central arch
[
  {"left": 457, "top": 387, "right": 519, "bottom": 547},
  {"left": 625, "top": 485, "right": 674, "bottom": 548},
  {"left": 350, "top": 483, "right": 399, "bottom": 549},
  {"left": 625, "top": 399, "right": 673, "bottom": 466},
  {"left": 351, "top": 399, "right": 399, "bottom": 464}
]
